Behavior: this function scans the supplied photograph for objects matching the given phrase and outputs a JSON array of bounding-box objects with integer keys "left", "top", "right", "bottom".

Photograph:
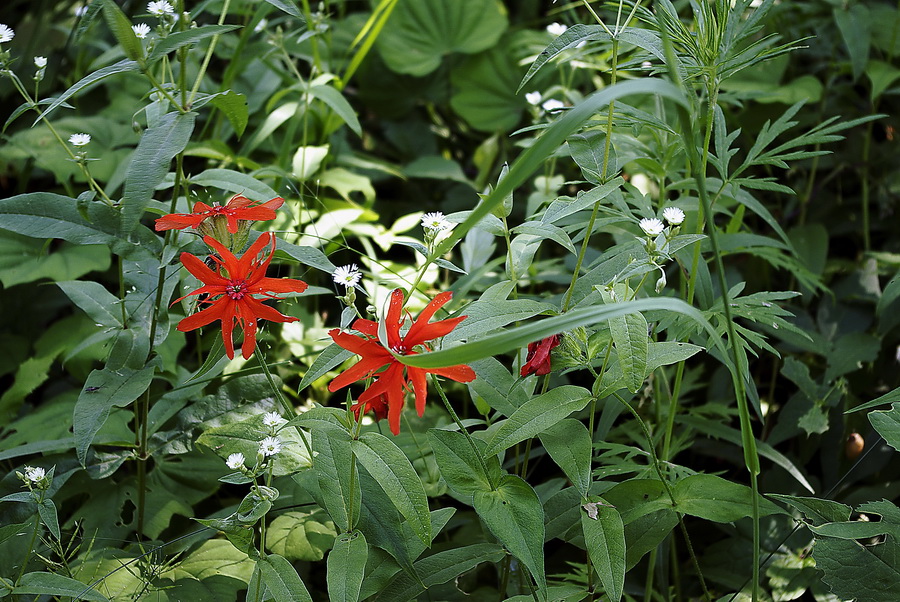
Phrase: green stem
[
  {"left": 15, "top": 512, "right": 41, "bottom": 584},
  {"left": 186, "top": 0, "right": 232, "bottom": 107}
]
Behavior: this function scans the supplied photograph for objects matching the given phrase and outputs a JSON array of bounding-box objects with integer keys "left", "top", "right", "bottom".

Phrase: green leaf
[
  {"left": 376, "top": 0, "right": 508, "bottom": 76},
  {"left": 673, "top": 474, "right": 785, "bottom": 523},
  {"left": 262, "top": 0, "right": 303, "bottom": 18},
  {"left": 834, "top": 4, "right": 871, "bottom": 81},
  {"left": 309, "top": 85, "right": 362, "bottom": 137},
  {"left": 256, "top": 553, "right": 314, "bottom": 602},
  {"left": 101, "top": 0, "right": 143, "bottom": 61},
  {"left": 847, "top": 385, "right": 900, "bottom": 414},
  {"left": 376, "top": 543, "right": 505, "bottom": 600},
  {"left": 811, "top": 537, "right": 900, "bottom": 602},
  {"left": 148, "top": 25, "right": 242, "bottom": 62},
  {"left": 39, "top": 498, "right": 61, "bottom": 540},
  {"left": 74, "top": 366, "right": 155, "bottom": 465},
  {"left": 351, "top": 432, "right": 431, "bottom": 548},
  {"left": 265, "top": 510, "right": 337, "bottom": 562},
  {"left": 297, "top": 343, "right": 353, "bottom": 393},
  {"left": 539, "top": 419, "right": 592, "bottom": 499},
  {"left": 13, "top": 572, "right": 109, "bottom": 601},
  {"left": 474, "top": 474, "right": 546, "bottom": 594},
  {"left": 188, "top": 168, "right": 280, "bottom": 201},
  {"left": 427, "top": 428, "right": 500, "bottom": 496},
  {"left": 606, "top": 304, "right": 648, "bottom": 393},
  {"left": 197, "top": 413, "right": 312, "bottom": 477},
  {"left": 483, "top": 386, "right": 592, "bottom": 457},
  {"left": 867, "top": 60, "right": 900, "bottom": 101},
  {"left": 869, "top": 402, "right": 900, "bottom": 453},
  {"left": 581, "top": 497, "right": 625, "bottom": 602},
  {"left": 327, "top": 530, "right": 367, "bottom": 602},
  {"left": 769, "top": 494, "right": 851, "bottom": 527},
  {"left": 210, "top": 91, "right": 249, "bottom": 138},
  {"left": 568, "top": 131, "right": 617, "bottom": 184},
  {"left": 34, "top": 59, "right": 139, "bottom": 125},
  {"left": 57, "top": 281, "right": 123, "bottom": 328},
  {"left": 0, "top": 233, "right": 110, "bottom": 288},
  {"left": 121, "top": 111, "right": 196, "bottom": 235},
  {"left": 313, "top": 427, "right": 360, "bottom": 532},
  {"left": 450, "top": 42, "right": 525, "bottom": 133},
  {"left": 292, "top": 145, "right": 329, "bottom": 179}
]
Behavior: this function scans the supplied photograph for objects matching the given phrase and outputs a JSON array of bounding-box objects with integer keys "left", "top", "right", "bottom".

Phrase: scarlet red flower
[
  {"left": 521, "top": 335, "right": 560, "bottom": 377},
  {"left": 175, "top": 232, "right": 307, "bottom": 359},
  {"left": 155, "top": 195, "right": 285, "bottom": 233},
  {"left": 328, "top": 289, "right": 476, "bottom": 435}
]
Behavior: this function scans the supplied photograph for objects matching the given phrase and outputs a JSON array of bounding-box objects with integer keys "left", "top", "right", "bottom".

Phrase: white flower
[
  {"left": 225, "top": 453, "right": 245, "bottom": 470},
  {"left": 525, "top": 91, "right": 542, "bottom": 106},
  {"left": 542, "top": 99, "right": 565, "bottom": 113},
  {"left": 34, "top": 56, "right": 48, "bottom": 68},
  {"left": 662, "top": 207, "right": 685, "bottom": 225},
  {"left": 23, "top": 466, "right": 45, "bottom": 482},
  {"left": 333, "top": 264, "right": 362, "bottom": 287},
  {"left": 0, "top": 24, "right": 14, "bottom": 44},
  {"left": 74, "top": 6, "right": 88, "bottom": 17},
  {"left": 259, "top": 436, "right": 281, "bottom": 456},
  {"left": 147, "top": 1, "right": 174, "bottom": 16},
  {"left": 641, "top": 61, "right": 653, "bottom": 71},
  {"left": 421, "top": 211, "right": 451, "bottom": 231},
  {"left": 262, "top": 411, "right": 287, "bottom": 428},
  {"left": 639, "top": 217, "right": 665, "bottom": 236},
  {"left": 68, "top": 133, "right": 91, "bottom": 146},
  {"left": 132, "top": 23, "right": 152, "bottom": 39},
  {"left": 546, "top": 22, "right": 568, "bottom": 36},
  {"left": 254, "top": 18, "right": 268, "bottom": 33}
]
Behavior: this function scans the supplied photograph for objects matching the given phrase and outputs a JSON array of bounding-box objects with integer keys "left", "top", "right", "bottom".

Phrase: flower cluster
[
  {"left": 328, "top": 289, "right": 475, "bottom": 435},
  {"left": 159, "top": 195, "right": 306, "bottom": 360}
]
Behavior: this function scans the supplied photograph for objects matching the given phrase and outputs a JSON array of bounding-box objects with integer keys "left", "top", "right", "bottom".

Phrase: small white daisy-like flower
[
  {"left": 0, "top": 24, "right": 15, "bottom": 44},
  {"left": 147, "top": 1, "right": 174, "bottom": 16},
  {"left": 662, "top": 206, "right": 685, "bottom": 225},
  {"left": 421, "top": 211, "right": 451, "bottom": 231},
  {"left": 525, "top": 91, "right": 542, "bottom": 106},
  {"left": 259, "top": 436, "right": 281, "bottom": 457},
  {"left": 262, "top": 411, "right": 287, "bottom": 428},
  {"left": 639, "top": 217, "right": 665, "bottom": 236},
  {"left": 546, "top": 22, "right": 568, "bottom": 36},
  {"left": 34, "top": 56, "right": 48, "bottom": 68},
  {"left": 225, "top": 452, "right": 245, "bottom": 470},
  {"left": 254, "top": 18, "right": 268, "bottom": 33},
  {"left": 132, "top": 23, "right": 152, "bottom": 39},
  {"left": 641, "top": 61, "right": 653, "bottom": 71},
  {"left": 542, "top": 99, "right": 565, "bottom": 112},
  {"left": 333, "top": 264, "right": 362, "bottom": 287},
  {"left": 24, "top": 466, "right": 46, "bottom": 482},
  {"left": 68, "top": 133, "right": 91, "bottom": 146}
]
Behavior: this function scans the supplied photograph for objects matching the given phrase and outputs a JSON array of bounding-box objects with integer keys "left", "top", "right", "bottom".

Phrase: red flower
[
  {"left": 520, "top": 335, "right": 560, "bottom": 377},
  {"left": 155, "top": 195, "right": 285, "bottom": 233},
  {"left": 328, "top": 289, "right": 476, "bottom": 435},
  {"left": 175, "top": 232, "right": 307, "bottom": 359}
]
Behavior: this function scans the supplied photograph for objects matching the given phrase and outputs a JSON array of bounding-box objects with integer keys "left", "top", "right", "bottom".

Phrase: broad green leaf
[
  {"left": 450, "top": 42, "right": 526, "bottom": 133},
  {"left": 13, "top": 572, "right": 108, "bottom": 601},
  {"left": 351, "top": 432, "right": 431, "bottom": 547},
  {"left": 0, "top": 193, "right": 160, "bottom": 260},
  {"left": 376, "top": 543, "right": 505, "bottom": 600},
  {"left": 57, "top": 281, "right": 123, "bottom": 328},
  {"left": 474, "top": 474, "right": 546, "bottom": 594},
  {"left": 296, "top": 342, "right": 353, "bottom": 392},
  {"left": 540, "top": 419, "right": 592, "bottom": 499},
  {"left": 673, "top": 474, "right": 785, "bottom": 523},
  {"left": 0, "top": 233, "right": 110, "bottom": 288},
  {"left": 376, "top": 0, "right": 508, "bottom": 76},
  {"left": 148, "top": 25, "right": 242, "bottom": 62},
  {"left": 210, "top": 90, "right": 249, "bottom": 138},
  {"left": 483, "top": 386, "right": 592, "bottom": 457},
  {"left": 39, "top": 498, "right": 61, "bottom": 540},
  {"left": 34, "top": 59, "right": 139, "bottom": 125},
  {"left": 541, "top": 177, "right": 624, "bottom": 225},
  {"left": 265, "top": 510, "right": 337, "bottom": 562},
  {"left": 624, "top": 509, "right": 678, "bottom": 570},
  {"left": 309, "top": 85, "right": 362, "bottom": 137},
  {"left": 812, "top": 537, "right": 900, "bottom": 602},
  {"left": 101, "top": 0, "right": 143, "bottom": 61},
  {"left": 292, "top": 145, "right": 329, "bottom": 179},
  {"left": 188, "top": 168, "right": 280, "bottom": 201},
  {"left": 568, "top": 131, "right": 617, "bottom": 184},
  {"left": 810, "top": 519, "right": 900, "bottom": 541},
  {"left": 869, "top": 402, "right": 900, "bottom": 453},
  {"left": 427, "top": 428, "right": 500, "bottom": 496},
  {"left": 405, "top": 156, "right": 470, "bottom": 184},
  {"left": 867, "top": 60, "right": 900, "bottom": 101},
  {"left": 769, "top": 494, "right": 851, "bottom": 527},
  {"left": 121, "top": 111, "right": 196, "bottom": 235},
  {"left": 607, "top": 305, "right": 648, "bottom": 393},
  {"left": 313, "top": 427, "right": 360, "bottom": 532},
  {"left": 327, "top": 530, "right": 367, "bottom": 602},
  {"left": 197, "top": 413, "right": 312, "bottom": 477},
  {"left": 256, "top": 553, "right": 314, "bottom": 602},
  {"left": 581, "top": 497, "right": 625, "bottom": 601},
  {"left": 834, "top": 4, "right": 871, "bottom": 81},
  {"left": 262, "top": 0, "right": 302, "bottom": 17},
  {"left": 74, "top": 366, "right": 155, "bottom": 465},
  {"left": 163, "top": 539, "right": 255, "bottom": 583}
]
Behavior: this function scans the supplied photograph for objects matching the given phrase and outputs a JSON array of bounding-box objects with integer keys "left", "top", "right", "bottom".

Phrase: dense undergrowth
[{"left": 1, "top": 0, "right": 900, "bottom": 600}]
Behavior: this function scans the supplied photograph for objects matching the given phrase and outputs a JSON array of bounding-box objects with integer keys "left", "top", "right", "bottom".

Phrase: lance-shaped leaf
[
  {"left": 581, "top": 497, "right": 625, "bottom": 602},
  {"left": 327, "top": 530, "right": 367, "bottom": 602},
  {"left": 312, "top": 427, "right": 360, "bottom": 532}
]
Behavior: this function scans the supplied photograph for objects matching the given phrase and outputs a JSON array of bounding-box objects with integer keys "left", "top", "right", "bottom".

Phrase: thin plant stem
[
  {"left": 430, "top": 376, "right": 496, "bottom": 489},
  {"left": 186, "top": 0, "right": 232, "bottom": 107}
]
